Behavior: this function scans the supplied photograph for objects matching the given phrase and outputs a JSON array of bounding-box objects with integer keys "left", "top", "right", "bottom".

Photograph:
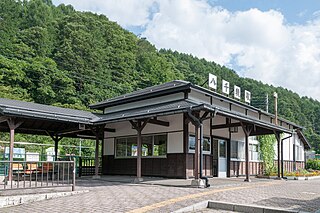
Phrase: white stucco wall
[
  {"left": 103, "top": 114, "right": 184, "bottom": 155},
  {"left": 167, "top": 132, "right": 183, "bottom": 153}
]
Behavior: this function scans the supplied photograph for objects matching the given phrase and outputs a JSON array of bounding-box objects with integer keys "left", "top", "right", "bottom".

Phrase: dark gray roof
[
  {"left": 90, "top": 80, "right": 191, "bottom": 109},
  {"left": 94, "top": 99, "right": 200, "bottom": 124},
  {"left": 0, "top": 98, "right": 100, "bottom": 124}
]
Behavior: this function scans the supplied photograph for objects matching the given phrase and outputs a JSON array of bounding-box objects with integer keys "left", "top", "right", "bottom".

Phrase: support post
[
  {"left": 8, "top": 128, "right": 14, "bottom": 181},
  {"left": 6, "top": 118, "right": 23, "bottom": 181},
  {"left": 199, "top": 123, "right": 204, "bottom": 178},
  {"left": 137, "top": 127, "right": 142, "bottom": 180},
  {"left": 130, "top": 119, "right": 149, "bottom": 183},
  {"left": 54, "top": 138, "right": 59, "bottom": 161},
  {"left": 275, "top": 132, "right": 281, "bottom": 179},
  {"left": 194, "top": 125, "right": 199, "bottom": 179},
  {"left": 89, "top": 125, "right": 104, "bottom": 179},
  {"left": 241, "top": 123, "right": 252, "bottom": 182},
  {"left": 244, "top": 132, "right": 250, "bottom": 182},
  {"left": 281, "top": 138, "right": 284, "bottom": 178},
  {"left": 94, "top": 134, "right": 100, "bottom": 177}
]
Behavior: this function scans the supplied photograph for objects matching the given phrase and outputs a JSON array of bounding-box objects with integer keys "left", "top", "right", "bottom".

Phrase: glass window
[
  {"left": 231, "top": 141, "right": 238, "bottom": 159},
  {"left": 250, "top": 144, "right": 259, "bottom": 161},
  {"left": 154, "top": 135, "right": 167, "bottom": 156},
  {"left": 115, "top": 134, "right": 167, "bottom": 158},
  {"left": 238, "top": 141, "right": 245, "bottom": 159},
  {"left": 116, "top": 138, "right": 126, "bottom": 157},
  {"left": 189, "top": 135, "right": 196, "bottom": 151},
  {"left": 219, "top": 140, "right": 226, "bottom": 158},
  {"left": 142, "top": 136, "right": 153, "bottom": 156},
  {"left": 203, "top": 137, "right": 211, "bottom": 152},
  {"left": 127, "top": 137, "right": 137, "bottom": 157}
]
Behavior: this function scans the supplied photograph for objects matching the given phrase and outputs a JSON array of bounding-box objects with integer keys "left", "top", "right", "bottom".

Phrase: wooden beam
[
  {"left": 0, "top": 116, "right": 8, "bottom": 124},
  {"left": 211, "top": 122, "right": 241, "bottom": 130},
  {"left": 148, "top": 118, "right": 169, "bottom": 127},
  {"left": 104, "top": 128, "right": 116, "bottom": 132},
  {"left": 56, "top": 128, "right": 87, "bottom": 136}
]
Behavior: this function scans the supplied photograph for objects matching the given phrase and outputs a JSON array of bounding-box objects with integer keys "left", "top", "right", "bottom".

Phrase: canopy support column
[
  {"left": 90, "top": 125, "right": 104, "bottom": 178},
  {"left": 274, "top": 131, "right": 282, "bottom": 179},
  {"left": 7, "top": 118, "right": 23, "bottom": 181},
  {"left": 47, "top": 133, "right": 63, "bottom": 161},
  {"left": 241, "top": 122, "right": 253, "bottom": 182},
  {"left": 130, "top": 119, "right": 149, "bottom": 183}
]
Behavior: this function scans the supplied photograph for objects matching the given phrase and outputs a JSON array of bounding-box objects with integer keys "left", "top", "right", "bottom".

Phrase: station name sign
[{"left": 209, "top": 73, "right": 251, "bottom": 104}]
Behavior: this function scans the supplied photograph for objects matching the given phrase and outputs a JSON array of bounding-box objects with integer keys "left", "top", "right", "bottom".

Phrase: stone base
[
  {"left": 191, "top": 179, "right": 206, "bottom": 188},
  {"left": 244, "top": 178, "right": 251, "bottom": 182},
  {"left": 92, "top": 175, "right": 101, "bottom": 179},
  {"left": 133, "top": 177, "right": 143, "bottom": 183}
]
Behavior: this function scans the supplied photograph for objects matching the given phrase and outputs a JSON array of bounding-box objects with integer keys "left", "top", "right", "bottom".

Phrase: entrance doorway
[{"left": 218, "top": 139, "right": 227, "bottom": 177}]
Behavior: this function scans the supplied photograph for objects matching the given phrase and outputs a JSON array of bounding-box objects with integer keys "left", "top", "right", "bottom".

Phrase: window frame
[
  {"left": 114, "top": 134, "right": 167, "bottom": 159},
  {"left": 188, "top": 134, "right": 211, "bottom": 154},
  {"left": 230, "top": 140, "right": 245, "bottom": 161}
]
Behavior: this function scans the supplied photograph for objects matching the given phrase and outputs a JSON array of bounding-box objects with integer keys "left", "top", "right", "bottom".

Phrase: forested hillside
[{"left": 0, "top": 0, "right": 319, "bottom": 153}]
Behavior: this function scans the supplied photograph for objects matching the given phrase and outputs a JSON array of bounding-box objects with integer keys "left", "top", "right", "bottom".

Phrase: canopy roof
[{"left": 0, "top": 80, "right": 310, "bottom": 148}]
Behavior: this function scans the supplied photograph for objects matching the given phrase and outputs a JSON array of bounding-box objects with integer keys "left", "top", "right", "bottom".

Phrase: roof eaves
[
  {"left": 89, "top": 81, "right": 192, "bottom": 110},
  {"left": 198, "top": 104, "right": 293, "bottom": 134}
]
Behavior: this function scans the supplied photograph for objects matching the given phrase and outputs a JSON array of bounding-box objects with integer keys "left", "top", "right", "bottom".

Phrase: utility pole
[
  {"left": 266, "top": 93, "right": 269, "bottom": 113},
  {"left": 273, "top": 92, "right": 278, "bottom": 125}
]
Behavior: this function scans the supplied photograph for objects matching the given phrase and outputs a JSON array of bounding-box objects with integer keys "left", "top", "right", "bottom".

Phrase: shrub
[{"left": 306, "top": 159, "right": 320, "bottom": 170}]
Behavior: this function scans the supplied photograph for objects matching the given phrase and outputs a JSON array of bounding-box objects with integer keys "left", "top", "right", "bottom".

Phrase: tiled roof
[
  {"left": 0, "top": 98, "right": 100, "bottom": 124},
  {"left": 89, "top": 80, "right": 190, "bottom": 109}
]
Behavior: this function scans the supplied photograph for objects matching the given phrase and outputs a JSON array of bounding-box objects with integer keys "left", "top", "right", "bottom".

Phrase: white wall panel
[
  {"left": 167, "top": 132, "right": 183, "bottom": 153},
  {"left": 104, "top": 138, "right": 114, "bottom": 155}
]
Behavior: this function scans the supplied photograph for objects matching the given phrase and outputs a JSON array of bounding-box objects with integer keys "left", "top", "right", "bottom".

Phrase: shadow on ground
[{"left": 254, "top": 196, "right": 320, "bottom": 212}]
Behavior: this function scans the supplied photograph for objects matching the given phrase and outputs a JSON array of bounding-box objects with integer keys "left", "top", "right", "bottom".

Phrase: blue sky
[
  {"left": 52, "top": 0, "right": 320, "bottom": 100},
  {"left": 209, "top": 0, "right": 320, "bottom": 24}
]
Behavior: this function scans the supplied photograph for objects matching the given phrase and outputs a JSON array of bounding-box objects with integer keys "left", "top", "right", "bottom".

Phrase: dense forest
[{"left": 0, "top": 0, "right": 319, "bottom": 154}]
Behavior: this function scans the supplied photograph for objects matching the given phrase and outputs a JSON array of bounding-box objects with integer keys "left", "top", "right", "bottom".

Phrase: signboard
[
  {"left": 208, "top": 73, "right": 217, "bottom": 90},
  {"left": 46, "top": 147, "right": 55, "bottom": 161},
  {"left": 234, "top": 85, "right": 241, "bottom": 99},
  {"left": 26, "top": 152, "right": 40, "bottom": 161},
  {"left": 222, "top": 80, "right": 230, "bottom": 95},
  {"left": 245, "top": 90, "right": 251, "bottom": 103},
  {"left": 5, "top": 147, "right": 25, "bottom": 159}
]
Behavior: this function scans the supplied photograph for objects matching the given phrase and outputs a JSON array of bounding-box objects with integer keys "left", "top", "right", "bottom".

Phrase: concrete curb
[
  {"left": 173, "top": 200, "right": 311, "bottom": 213},
  {"left": 0, "top": 190, "right": 89, "bottom": 208}
]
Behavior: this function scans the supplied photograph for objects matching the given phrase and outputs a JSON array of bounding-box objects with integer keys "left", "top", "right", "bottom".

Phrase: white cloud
[
  {"left": 53, "top": 0, "right": 156, "bottom": 27},
  {"left": 53, "top": 0, "right": 320, "bottom": 100}
]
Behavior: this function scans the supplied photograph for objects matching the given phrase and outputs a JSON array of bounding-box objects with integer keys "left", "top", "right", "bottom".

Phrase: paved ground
[{"left": 2, "top": 177, "right": 320, "bottom": 213}]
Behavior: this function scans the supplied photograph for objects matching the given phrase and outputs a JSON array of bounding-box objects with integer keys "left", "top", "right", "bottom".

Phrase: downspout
[{"left": 281, "top": 133, "right": 292, "bottom": 178}]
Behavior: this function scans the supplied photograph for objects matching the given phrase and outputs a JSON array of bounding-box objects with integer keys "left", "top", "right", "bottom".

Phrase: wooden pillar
[
  {"left": 183, "top": 113, "right": 189, "bottom": 179},
  {"left": 130, "top": 119, "right": 149, "bottom": 183},
  {"left": 54, "top": 138, "right": 59, "bottom": 161},
  {"left": 281, "top": 138, "right": 284, "bottom": 178},
  {"left": 6, "top": 118, "right": 23, "bottom": 181},
  {"left": 275, "top": 132, "right": 281, "bottom": 179},
  {"left": 137, "top": 127, "right": 142, "bottom": 179},
  {"left": 241, "top": 123, "right": 252, "bottom": 182},
  {"left": 8, "top": 128, "right": 14, "bottom": 181},
  {"left": 194, "top": 125, "right": 199, "bottom": 179},
  {"left": 94, "top": 134, "right": 100, "bottom": 176},
  {"left": 244, "top": 133, "right": 250, "bottom": 181},
  {"left": 47, "top": 134, "right": 63, "bottom": 161}
]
